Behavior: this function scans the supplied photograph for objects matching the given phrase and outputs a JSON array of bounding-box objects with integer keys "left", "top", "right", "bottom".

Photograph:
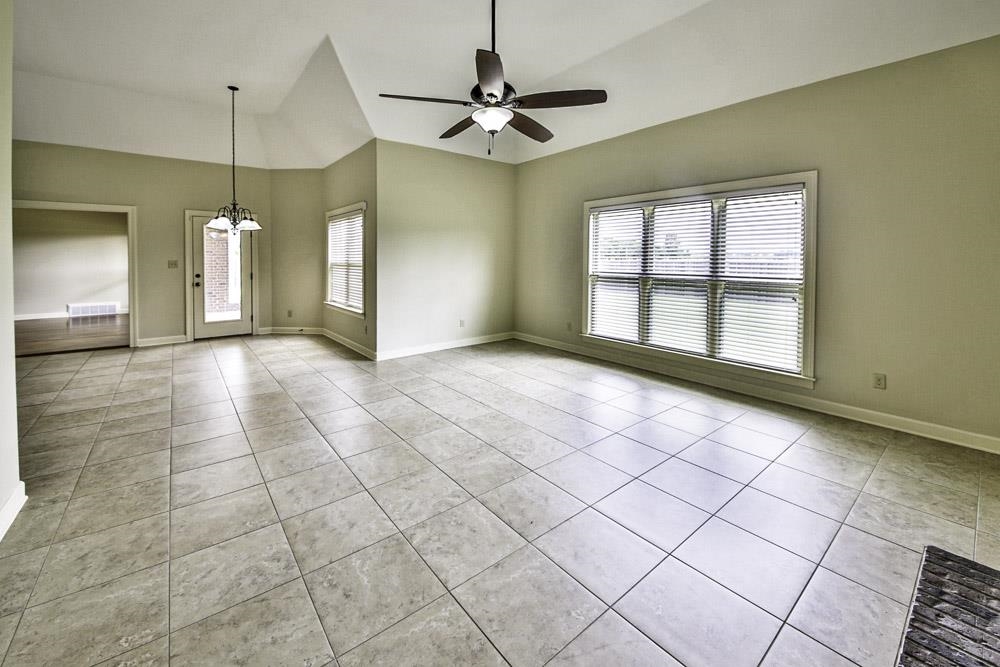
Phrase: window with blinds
[
  {"left": 326, "top": 207, "right": 364, "bottom": 313},
  {"left": 585, "top": 173, "right": 815, "bottom": 379}
]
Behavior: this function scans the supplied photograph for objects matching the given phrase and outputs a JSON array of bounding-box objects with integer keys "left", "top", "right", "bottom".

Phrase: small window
[
  {"left": 326, "top": 204, "right": 365, "bottom": 314},
  {"left": 584, "top": 172, "right": 816, "bottom": 384}
]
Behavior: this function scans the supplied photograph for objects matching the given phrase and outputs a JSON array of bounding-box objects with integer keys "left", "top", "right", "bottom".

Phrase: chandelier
[{"left": 207, "top": 85, "right": 261, "bottom": 234}]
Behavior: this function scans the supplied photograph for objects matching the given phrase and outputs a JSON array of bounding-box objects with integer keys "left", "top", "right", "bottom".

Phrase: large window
[
  {"left": 326, "top": 203, "right": 365, "bottom": 314},
  {"left": 584, "top": 172, "right": 816, "bottom": 383}
]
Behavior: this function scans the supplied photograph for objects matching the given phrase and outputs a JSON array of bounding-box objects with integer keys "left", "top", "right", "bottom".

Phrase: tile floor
[{"left": 1, "top": 335, "right": 999, "bottom": 666}]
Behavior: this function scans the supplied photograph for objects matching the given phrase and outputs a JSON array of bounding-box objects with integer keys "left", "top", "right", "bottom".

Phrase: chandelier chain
[{"left": 231, "top": 86, "right": 236, "bottom": 205}]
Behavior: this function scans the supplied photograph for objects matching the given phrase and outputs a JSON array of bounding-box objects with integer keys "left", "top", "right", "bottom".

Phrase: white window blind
[
  {"left": 586, "top": 176, "right": 813, "bottom": 378},
  {"left": 327, "top": 209, "right": 364, "bottom": 313}
]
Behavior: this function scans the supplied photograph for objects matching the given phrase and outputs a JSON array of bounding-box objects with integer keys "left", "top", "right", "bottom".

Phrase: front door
[{"left": 190, "top": 213, "right": 252, "bottom": 339}]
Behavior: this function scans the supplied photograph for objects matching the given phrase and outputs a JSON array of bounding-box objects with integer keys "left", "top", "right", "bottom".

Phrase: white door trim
[
  {"left": 184, "top": 210, "right": 259, "bottom": 341},
  {"left": 13, "top": 199, "right": 138, "bottom": 348}
]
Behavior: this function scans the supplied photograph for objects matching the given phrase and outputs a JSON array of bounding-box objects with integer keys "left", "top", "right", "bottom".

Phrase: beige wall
[
  {"left": 270, "top": 169, "right": 324, "bottom": 329},
  {"left": 322, "top": 140, "right": 377, "bottom": 355},
  {"left": 514, "top": 36, "right": 1000, "bottom": 438},
  {"left": 13, "top": 208, "right": 128, "bottom": 317},
  {"left": 376, "top": 140, "right": 516, "bottom": 355},
  {"left": 4, "top": 33, "right": 996, "bottom": 450},
  {"left": 12, "top": 141, "right": 273, "bottom": 340},
  {"left": 0, "top": 0, "right": 22, "bottom": 527}
]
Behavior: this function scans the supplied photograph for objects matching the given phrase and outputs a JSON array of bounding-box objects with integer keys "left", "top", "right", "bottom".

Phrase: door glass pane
[{"left": 203, "top": 227, "right": 242, "bottom": 322}]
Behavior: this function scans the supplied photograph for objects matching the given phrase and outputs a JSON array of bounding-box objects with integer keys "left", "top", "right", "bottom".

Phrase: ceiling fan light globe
[
  {"left": 206, "top": 216, "right": 231, "bottom": 230},
  {"left": 472, "top": 107, "right": 513, "bottom": 133}
]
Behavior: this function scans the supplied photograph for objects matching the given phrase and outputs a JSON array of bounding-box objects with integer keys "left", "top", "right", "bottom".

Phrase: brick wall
[{"left": 204, "top": 233, "right": 241, "bottom": 317}]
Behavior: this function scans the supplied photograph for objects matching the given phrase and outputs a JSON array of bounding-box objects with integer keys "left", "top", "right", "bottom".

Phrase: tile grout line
[
  {"left": 22, "top": 352, "right": 101, "bottom": 571},
  {"left": 355, "top": 486, "right": 514, "bottom": 664},
  {"left": 291, "top": 343, "right": 519, "bottom": 664},
  {"left": 10, "top": 349, "right": 124, "bottom": 664},
  {"left": 559, "top": 440, "right": 791, "bottom": 664},
  {"left": 165, "top": 344, "right": 180, "bottom": 664},
  {"left": 228, "top": 338, "right": 341, "bottom": 664},
  {"left": 308, "top": 341, "right": 582, "bottom": 663},
  {"left": 220, "top": 340, "right": 903, "bottom": 664},
  {"left": 258, "top": 344, "right": 992, "bottom": 664},
  {"left": 346, "top": 345, "right": 707, "bottom": 665},
  {"left": 751, "top": 434, "right": 897, "bottom": 667},
  {"left": 6, "top": 336, "right": 993, "bottom": 666}
]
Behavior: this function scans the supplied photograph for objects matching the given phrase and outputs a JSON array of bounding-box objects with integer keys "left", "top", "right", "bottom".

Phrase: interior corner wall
[
  {"left": 322, "top": 139, "right": 377, "bottom": 355},
  {"left": 513, "top": 35, "right": 1000, "bottom": 440},
  {"left": 11, "top": 141, "right": 274, "bottom": 340},
  {"left": 13, "top": 208, "right": 129, "bottom": 317},
  {"left": 269, "top": 169, "right": 324, "bottom": 329},
  {"left": 0, "top": 0, "right": 24, "bottom": 533},
  {"left": 375, "top": 140, "right": 516, "bottom": 357}
]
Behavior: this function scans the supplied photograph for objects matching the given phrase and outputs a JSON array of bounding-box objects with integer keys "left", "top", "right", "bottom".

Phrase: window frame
[
  {"left": 324, "top": 201, "right": 367, "bottom": 317},
  {"left": 581, "top": 171, "right": 817, "bottom": 389}
]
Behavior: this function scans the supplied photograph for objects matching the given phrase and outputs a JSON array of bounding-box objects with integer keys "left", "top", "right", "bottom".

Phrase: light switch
[{"left": 167, "top": 259, "right": 179, "bottom": 269}]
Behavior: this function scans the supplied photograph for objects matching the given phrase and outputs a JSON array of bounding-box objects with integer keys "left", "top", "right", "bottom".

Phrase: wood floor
[{"left": 15, "top": 314, "right": 129, "bottom": 356}]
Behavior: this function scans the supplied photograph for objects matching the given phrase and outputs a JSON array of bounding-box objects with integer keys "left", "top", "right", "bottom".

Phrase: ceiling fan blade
[
  {"left": 380, "top": 93, "right": 470, "bottom": 106},
  {"left": 475, "top": 49, "right": 505, "bottom": 101},
  {"left": 512, "top": 89, "right": 608, "bottom": 109},
  {"left": 440, "top": 116, "right": 477, "bottom": 139},
  {"left": 508, "top": 111, "right": 553, "bottom": 143}
]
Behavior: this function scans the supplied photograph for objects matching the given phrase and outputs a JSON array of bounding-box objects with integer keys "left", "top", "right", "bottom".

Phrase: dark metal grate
[{"left": 898, "top": 545, "right": 1000, "bottom": 666}]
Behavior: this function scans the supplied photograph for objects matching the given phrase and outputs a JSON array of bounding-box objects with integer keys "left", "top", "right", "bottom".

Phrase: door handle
[{"left": 193, "top": 282, "right": 201, "bottom": 287}]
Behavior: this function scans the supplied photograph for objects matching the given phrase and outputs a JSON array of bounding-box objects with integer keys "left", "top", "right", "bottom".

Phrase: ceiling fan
[{"left": 379, "top": 0, "right": 608, "bottom": 155}]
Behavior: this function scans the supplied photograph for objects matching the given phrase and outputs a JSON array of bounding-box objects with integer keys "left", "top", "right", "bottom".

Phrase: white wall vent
[{"left": 67, "top": 302, "right": 119, "bottom": 317}]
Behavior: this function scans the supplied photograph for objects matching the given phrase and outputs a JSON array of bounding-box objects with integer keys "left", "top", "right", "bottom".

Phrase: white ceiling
[{"left": 12, "top": 0, "right": 1000, "bottom": 167}]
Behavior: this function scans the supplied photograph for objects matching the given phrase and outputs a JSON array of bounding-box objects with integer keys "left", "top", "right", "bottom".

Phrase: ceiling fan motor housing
[{"left": 470, "top": 82, "right": 517, "bottom": 106}]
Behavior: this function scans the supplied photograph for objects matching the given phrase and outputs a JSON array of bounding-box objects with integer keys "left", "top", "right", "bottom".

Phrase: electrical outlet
[
  {"left": 566, "top": 321, "right": 572, "bottom": 332},
  {"left": 459, "top": 319, "right": 465, "bottom": 328},
  {"left": 287, "top": 309, "right": 293, "bottom": 318},
  {"left": 872, "top": 373, "right": 887, "bottom": 390}
]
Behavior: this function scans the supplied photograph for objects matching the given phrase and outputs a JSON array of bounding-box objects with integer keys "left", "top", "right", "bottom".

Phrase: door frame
[
  {"left": 13, "top": 199, "right": 138, "bottom": 348},
  {"left": 184, "top": 210, "right": 260, "bottom": 342}
]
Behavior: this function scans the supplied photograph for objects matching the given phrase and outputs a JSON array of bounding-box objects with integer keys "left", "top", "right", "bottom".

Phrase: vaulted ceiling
[{"left": 12, "top": 0, "right": 1000, "bottom": 168}]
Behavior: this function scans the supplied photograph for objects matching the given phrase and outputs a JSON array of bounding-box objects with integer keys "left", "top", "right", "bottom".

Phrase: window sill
[
  {"left": 324, "top": 302, "right": 364, "bottom": 319},
  {"left": 580, "top": 334, "right": 815, "bottom": 390}
]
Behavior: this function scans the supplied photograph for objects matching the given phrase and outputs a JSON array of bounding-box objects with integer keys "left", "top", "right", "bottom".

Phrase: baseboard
[
  {"left": 0, "top": 482, "right": 27, "bottom": 543},
  {"left": 271, "top": 328, "right": 513, "bottom": 361},
  {"left": 512, "top": 332, "right": 1000, "bottom": 455},
  {"left": 320, "top": 329, "right": 377, "bottom": 360},
  {"left": 268, "top": 327, "right": 326, "bottom": 335},
  {"left": 376, "top": 332, "right": 516, "bottom": 361},
  {"left": 136, "top": 335, "right": 187, "bottom": 347},
  {"left": 243, "top": 326, "right": 1000, "bottom": 454}
]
